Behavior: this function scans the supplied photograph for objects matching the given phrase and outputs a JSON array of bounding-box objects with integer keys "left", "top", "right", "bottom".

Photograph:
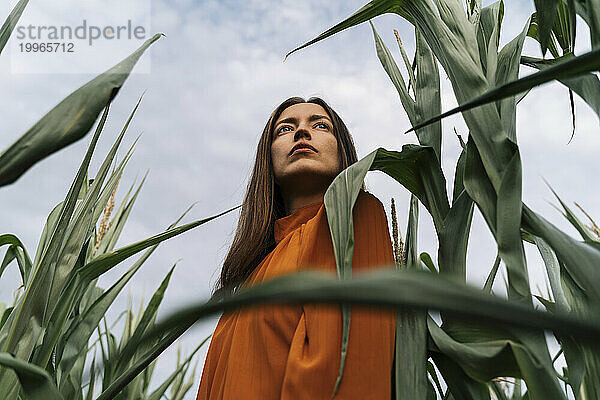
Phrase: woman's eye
[
  {"left": 276, "top": 122, "right": 329, "bottom": 134},
  {"left": 277, "top": 126, "right": 292, "bottom": 134}
]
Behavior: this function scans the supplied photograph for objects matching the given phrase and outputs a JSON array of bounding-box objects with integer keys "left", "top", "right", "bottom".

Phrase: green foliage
[
  {"left": 3, "top": 1, "right": 600, "bottom": 400},
  {"left": 0, "top": 96, "right": 227, "bottom": 398},
  {"left": 139, "top": 1, "right": 600, "bottom": 400},
  {"left": 0, "top": 4, "right": 230, "bottom": 399},
  {"left": 0, "top": 1, "right": 162, "bottom": 187},
  {"left": 0, "top": 96, "right": 226, "bottom": 399}
]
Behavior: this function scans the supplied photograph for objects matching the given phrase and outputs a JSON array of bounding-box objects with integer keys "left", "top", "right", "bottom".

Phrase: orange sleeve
[{"left": 280, "top": 192, "right": 397, "bottom": 399}]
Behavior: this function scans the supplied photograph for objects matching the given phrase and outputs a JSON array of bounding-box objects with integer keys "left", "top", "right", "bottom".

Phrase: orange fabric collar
[{"left": 274, "top": 202, "right": 324, "bottom": 244}]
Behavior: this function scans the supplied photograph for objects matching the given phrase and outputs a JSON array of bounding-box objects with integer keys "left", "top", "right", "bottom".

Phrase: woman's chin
[{"left": 278, "top": 169, "right": 336, "bottom": 190}]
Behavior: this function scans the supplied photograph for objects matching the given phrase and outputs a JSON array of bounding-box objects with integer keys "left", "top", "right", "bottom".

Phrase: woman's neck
[{"left": 283, "top": 191, "right": 325, "bottom": 215}]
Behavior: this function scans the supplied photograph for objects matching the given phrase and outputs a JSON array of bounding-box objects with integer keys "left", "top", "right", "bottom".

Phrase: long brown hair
[{"left": 212, "top": 96, "right": 365, "bottom": 299}]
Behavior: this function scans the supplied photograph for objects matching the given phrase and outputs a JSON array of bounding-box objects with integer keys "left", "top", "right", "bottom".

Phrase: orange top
[{"left": 196, "top": 190, "right": 397, "bottom": 399}]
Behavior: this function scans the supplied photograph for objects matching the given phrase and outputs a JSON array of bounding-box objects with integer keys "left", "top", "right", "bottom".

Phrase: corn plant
[
  {"left": 0, "top": 2, "right": 237, "bottom": 399},
  {"left": 87, "top": 292, "right": 207, "bottom": 400},
  {"left": 0, "top": 95, "right": 235, "bottom": 400},
  {"left": 128, "top": 1, "right": 600, "bottom": 400},
  {"left": 4, "top": 1, "right": 600, "bottom": 400}
]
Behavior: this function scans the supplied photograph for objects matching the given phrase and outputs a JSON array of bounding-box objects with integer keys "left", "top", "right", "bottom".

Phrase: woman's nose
[{"left": 294, "top": 125, "right": 311, "bottom": 141}]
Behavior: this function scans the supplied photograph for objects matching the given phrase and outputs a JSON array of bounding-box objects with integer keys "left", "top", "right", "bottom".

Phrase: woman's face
[{"left": 271, "top": 103, "right": 341, "bottom": 195}]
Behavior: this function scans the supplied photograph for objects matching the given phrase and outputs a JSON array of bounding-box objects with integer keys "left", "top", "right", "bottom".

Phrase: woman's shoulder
[
  {"left": 353, "top": 190, "right": 389, "bottom": 225},
  {"left": 356, "top": 189, "right": 386, "bottom": 213}
]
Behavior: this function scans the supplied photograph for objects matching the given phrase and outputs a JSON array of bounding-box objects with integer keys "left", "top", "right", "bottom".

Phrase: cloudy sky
[{"left": 1, "top": 0, "right": 598, "bottom": 398}]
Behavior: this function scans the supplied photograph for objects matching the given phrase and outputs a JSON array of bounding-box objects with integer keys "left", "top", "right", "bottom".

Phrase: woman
[{"left": 197, "top": 96, "right": 397, "bottom": 399}]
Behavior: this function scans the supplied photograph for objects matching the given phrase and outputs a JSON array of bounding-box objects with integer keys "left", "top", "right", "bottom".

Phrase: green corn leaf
[
  {"left": 559, "top": 263, "right": 600, "bottom": 397},
  {"left": 84, "top": 351, "right": 97, "bottom": 400},
  {"left": 0, "top": 33, "right": 161, "bottom": 187},
  {"left": 528, "top": 13, "right": 561, "bottom": 59},
  {"left": 483, "top": 253, "right": 501, "bottom": 293},
  {"left": 371, "top": 22, "right": 441, "bottom": 160},
  {"left": 0, "top": 353, "right": 63, "bottom": 400},
  {"left": 461, "top": 130, "right": 561, "bottom": 395},
  {"left": 413, "top": 30, "right": 442, "bottom": 160},
  {"left": 461, "top": 136, "right": 531, "bottom": 303},
  {"left": 476, "top": 1, "right": 504, "bottom": 78},
  {"left": 33, "top": 202, "right": 63, "bottom": 269},
  {"left": 438, "top": 191, "right": 474, "bottom": 281},
  {"left": 522, "top": 55, "right": 600, "bottom": 123},
  {"left": 426, "top": 360, "right": 444, "bottom": 398},
  {"left": 463, "top": 138, "right": 498, "bottom": 239},
  {"left": 323, "top": 145, "right": 447, "bottom": 396},
  {"left": 495, "top": 15, "right": 529, "bottom": 142},
  {"left": 145, "top": 339, "right": 205, "bottom": 400},
  {"left": 75, "top": 253, "right": 103, "bottom": 316},
  {"left": 78, "top": 204, "right": 238, "bottom": 282},
  {"left": 0, "top": 247, "right": 18, "bottom": 283},
  {"left": 30, "top": 237, "right": 89, "bottom": 370},
  {"left": 113, "top": 265, "right": 176, "bottom": 375},
  {"left": 284, "top": 0, "right": 406, "bottom": 62},
  {"left": 577, "top": 0, "right": 600, "bottom": 49},
  {"left": 60, "top": 347, "right": 86, "bottom": 400},
  {"left": 371, "top": 21, "right": 416, "bottom": 125},
  {"left": 452, "top": 141, "right": 467, "bottom": 203},
  {"left": 428, "top": 317, "right": 565, "bottom": 399},
  {"left": 430, "top": 351, "right": 490, "bottom": 400},
  {"left": 490, "top": 382, "right": 508, "bottom": 400},
  {"left": 55, "top": 204, "right": 203, "bottom": 387},
  {"left": 544, "top": 182, "right": 598, "bottom": 244},
  {"left": 58, "top": 259, "right": 176, "bottom": 392},
  {"left": 323, "top": 149, "right": 375, "bottom": 396},
  {"left": 483, "top": 2, "right": 502, "bottom": 84},
  {"left": 8, "top": 247, "right": 30, "bottom": 289},
  {"left": 533, "top": 0, "right": 561, "bottom": 54},
  {"left": 0, "top": 307, "right": 13, "bottom": 331},
  {"left": 29, "top": 102, "right": 140, "bottom": 372},
  {"left": 47, "top": 99, "right": 142, "bottom": 325},
  {"left": 495, "top": 148, "right": 530, "bottom": 303},
  {"left": 436, "top": 143, "right": 473, "bottom": 285},
  {"left": 52, "top": 203, "right": 198, "bottom": 373},
  {"left": 522, "top": 204, "right": 600, "bottom": 299},
  {"left": 95, "top": 328, "right": 209, "bottom": 400},
  {"left": 554, "top": 1, "right": 576, "bottom": 54},
  {"left": 0, "top": 0, "right": 28, "bottom": 55},
  {"left": 406, "top": 48, "right": 600, "bottom": 134},
  {"left": 0, "top": 234, "right": 32, "bottom": 284},
  {"left": 467, "top": 0, "right": 482, "bottom": 24},
  {"left": 396, "top": 29, "right": 417, "bottom": 95},
  {"left": 371, "top": 146, "right": 449, "bottom": 231},
  {"left": 142, "top": 269, "right": 600, "bottom": 353},
  {"left": 419, "top": 252, "right": 437, "bottom": 273},
  {"left": 394, "top": 195, "right": 428, "bottom": 400},
  {"left": 168, "top": 347, "right": 184, "bottom": 400},
  {"left": 173, "top": 357, "right": 200, "bottom": 400},
  {"left": 55, "top": 203, "right": 191, "bottom": 378},
  {"left": 533, "top": 236, "right": 569, "bottom": 312},
  {"left": 0, "top": 105, "right": 111, "bottom": 400}
]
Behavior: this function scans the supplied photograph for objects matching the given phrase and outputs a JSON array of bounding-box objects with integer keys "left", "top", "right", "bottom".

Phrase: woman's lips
[
  {"left": 290, "top": 147, "right": 317, "bottom": 156},
  {"left": 289, "top": 143, "right": 318, "bottom": 156}
]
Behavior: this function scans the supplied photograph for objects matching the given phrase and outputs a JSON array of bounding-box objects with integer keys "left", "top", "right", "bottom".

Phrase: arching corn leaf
[
  {"left": 0, "top": 353, "right": 63, "bottom": 400},
  {"left": 0, "top": 33, "right": 162, "bottom": 187},
  {"left": 406, "top": 48, "right": 600, "bottom": 134}
]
